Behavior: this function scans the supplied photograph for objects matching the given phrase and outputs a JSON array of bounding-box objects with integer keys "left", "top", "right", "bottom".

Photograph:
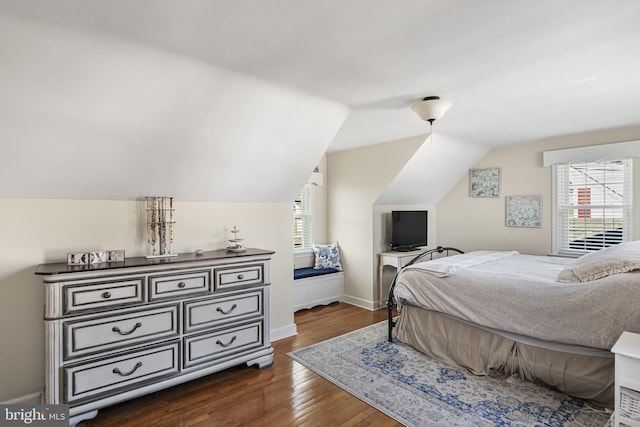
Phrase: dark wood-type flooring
[{"left": 84, "top": 303, "right": 401, "bottom": 426}]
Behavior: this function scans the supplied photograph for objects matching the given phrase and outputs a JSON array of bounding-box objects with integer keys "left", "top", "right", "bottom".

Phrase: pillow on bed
[
  {"left": 313, "top": 242, "right": 343, "bottom": 271},
  {"left": 556, "top": 240, "right": 640, "bottom": 282}
]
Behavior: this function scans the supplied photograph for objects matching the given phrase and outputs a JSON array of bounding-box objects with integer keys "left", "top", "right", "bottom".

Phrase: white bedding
[
  {"left": 394, "top": 251, "right": 640, "bottom": 350},
  {"left": 407, "top": 250, "right": 519, "bottom": 277}
]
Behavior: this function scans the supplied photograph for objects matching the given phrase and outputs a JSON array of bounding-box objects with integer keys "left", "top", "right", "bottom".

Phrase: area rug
[{"left": 288, "top": 321, "right": 612, "bottom": 426}]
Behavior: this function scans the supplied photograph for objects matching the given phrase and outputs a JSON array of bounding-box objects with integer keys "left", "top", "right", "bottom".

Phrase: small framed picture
[
  {"left": 469, "top": 168, "right": 500, "bottom": 198},
  {"left": 105, "top": 250, "right": 125, "bottom": 262},
  {"left": 67, "top": 252, "right": 88, "bottom": 265},
  {"left": 67, "top": 250, "right": 125, "bottom": 265},
  {"left": 89, "top": 251, "right": 107, "bottom": 264},
  {"left": 506, "top": 195, "right": 542, "bottom": 227}
]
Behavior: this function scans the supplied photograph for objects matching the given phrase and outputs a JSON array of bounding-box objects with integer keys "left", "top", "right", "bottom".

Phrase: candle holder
[{"left": 145, "top": 196, "right": 177, "bottom": 258}]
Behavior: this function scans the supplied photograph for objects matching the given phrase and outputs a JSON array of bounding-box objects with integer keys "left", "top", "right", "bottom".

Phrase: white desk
[{"left": 377, "top": 249, "right": 426, "bottom": 308}]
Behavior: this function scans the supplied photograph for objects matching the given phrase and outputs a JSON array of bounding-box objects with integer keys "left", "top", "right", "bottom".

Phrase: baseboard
[
  {"left": 341, "top": 294, "right": 376, "bottom": 311},
  {"left": 270, "top": 323, "right": 297, "bottom": 342},
  {"left": 2, "top": 391, "right": 42, "bottom": 405}
]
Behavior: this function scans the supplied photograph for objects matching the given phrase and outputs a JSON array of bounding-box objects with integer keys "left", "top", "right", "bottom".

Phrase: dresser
[{"left": 36, "top": 248, "right": 275, "bottom": 426}]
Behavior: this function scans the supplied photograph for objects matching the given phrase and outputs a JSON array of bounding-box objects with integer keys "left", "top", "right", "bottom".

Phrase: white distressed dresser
[{"left": 35, "top": 248, "right": 275, "bottom": 426}]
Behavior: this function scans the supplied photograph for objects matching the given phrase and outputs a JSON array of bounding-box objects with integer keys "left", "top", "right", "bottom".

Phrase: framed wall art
[
  {"left": 506, "top": 195, "right": 541, "bottom": 228},
  {"left": 469, "top": 167, "right": 500, "bottom": 197}
]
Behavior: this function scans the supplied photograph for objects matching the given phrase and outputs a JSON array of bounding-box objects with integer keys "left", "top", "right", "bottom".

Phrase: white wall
[
  {"left": 327, "top": 136, "right": 424, "bottom": 309},
  {"left": 0, "top": 199, "right": 293, "bottom": 402},
  {"left": 313, "top": 156, "right": 329, "bottom": 247},
  {"left": 437, "top": 126, "right": 640, "bottom": 254}
]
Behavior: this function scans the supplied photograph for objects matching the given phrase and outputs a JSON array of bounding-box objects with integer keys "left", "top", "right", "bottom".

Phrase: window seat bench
[{"left": 293, "top": 267, "right": 344, "bottom": 311}]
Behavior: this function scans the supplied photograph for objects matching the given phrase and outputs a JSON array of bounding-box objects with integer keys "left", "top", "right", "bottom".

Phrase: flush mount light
[{"left": 411, "top": 96, "right": 452, "bottom": 124}]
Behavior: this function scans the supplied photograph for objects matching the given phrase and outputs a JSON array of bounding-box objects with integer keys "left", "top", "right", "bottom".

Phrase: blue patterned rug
[{"left": 288, "top": 321, "right": 612, "bottom": 426}]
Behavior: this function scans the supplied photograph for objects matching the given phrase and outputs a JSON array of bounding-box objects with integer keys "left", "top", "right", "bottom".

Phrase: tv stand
[
  {"left": 377, "top": 248, "right": 426, "bottom": 308},
  {"left": 393, "top": 246, "right": 420, "bottom": 252}
]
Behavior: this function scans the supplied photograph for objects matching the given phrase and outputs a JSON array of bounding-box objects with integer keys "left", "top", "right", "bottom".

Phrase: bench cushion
[{"left": 294, "top": 267, "right": 340, "bottom": 280}]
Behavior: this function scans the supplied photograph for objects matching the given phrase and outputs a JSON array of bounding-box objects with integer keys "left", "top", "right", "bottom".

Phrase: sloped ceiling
[
  {"left": 0, "top": 5, "right": 348, "bottom": 203},
  {"left": 1, "top": 1, "right": 640, "bottom": 204},
  {"left": 376, "top": 134, "right": 490, "bottom": 205}
]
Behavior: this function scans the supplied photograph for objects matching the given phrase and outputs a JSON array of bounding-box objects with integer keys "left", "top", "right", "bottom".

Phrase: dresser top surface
[
  {"left": 35, "top": 248, "right": 275, "bottom": 276},
  {"left": 611, "top": 331, "right": 640, "bottom": 359}
]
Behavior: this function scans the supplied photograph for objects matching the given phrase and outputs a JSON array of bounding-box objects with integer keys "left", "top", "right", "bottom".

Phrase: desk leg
[{"left": 377, "top": 259, "right": 384, "bottom": 309}]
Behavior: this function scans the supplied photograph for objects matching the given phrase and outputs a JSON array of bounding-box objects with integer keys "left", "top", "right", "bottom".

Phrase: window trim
[
  {"left": 552, "top": 158, "right": 633, "bottom": 256},
  {"left": 293, "top": 182, "right": 314, "bottom": 253}
]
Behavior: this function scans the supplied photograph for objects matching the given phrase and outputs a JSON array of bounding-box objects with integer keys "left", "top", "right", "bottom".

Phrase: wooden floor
[{"left": 85, "top": 303, "right": 401, "bottom": 427}]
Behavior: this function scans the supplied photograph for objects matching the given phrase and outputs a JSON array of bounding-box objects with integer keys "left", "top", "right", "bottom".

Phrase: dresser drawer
[
  {"left": 64, "top": 305, "right": 179, "bottom": 359},
  {"left": 149, "top": 270, "right": 210, "bottom": 300},
  {"left": 618, "top": 354, "right": 640, "bottom": 390},
  {"left": 214, "top": 264, "right": 264, "bottom": 290},
  {"left": 65, "top": 342, "right": 179, "bottom": 403},
  {"left": 184, "top": 321, "right": 263, "bottom": 368},
  {"left": 184, "top": 290, "right": 263, "bottom": 333},
  {"left": 65, "top": 279, "right": 144, "bottom": 314}
]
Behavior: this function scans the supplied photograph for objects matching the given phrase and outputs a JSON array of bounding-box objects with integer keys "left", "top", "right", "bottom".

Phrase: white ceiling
[
  {"left": 2, "top": 0, "right": 640, "bottom": 203},
  {"left": 5, "top": 0, "right": 639, "bottom": 151}
]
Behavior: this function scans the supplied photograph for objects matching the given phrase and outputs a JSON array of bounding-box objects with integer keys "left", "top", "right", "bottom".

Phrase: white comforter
[{"left": 394, "top": 251, "right": 640, "bottom": 350}]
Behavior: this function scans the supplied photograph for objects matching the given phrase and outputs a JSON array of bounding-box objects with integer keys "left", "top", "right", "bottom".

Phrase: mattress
[{"left": 394, "top": 251, "right": 640, "bottom": 349}]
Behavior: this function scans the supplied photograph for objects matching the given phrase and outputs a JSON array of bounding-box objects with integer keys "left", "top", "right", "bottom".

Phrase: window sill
[
  {"left": 550, "top": 252, "right": 583, "bottom": 259},
  {"left": 294, "top": 248, "right": 314, "bottom": 259}
]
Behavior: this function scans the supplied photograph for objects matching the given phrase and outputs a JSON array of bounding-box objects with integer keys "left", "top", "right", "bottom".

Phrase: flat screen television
[{"left": 391, "top": 210, "right": 428, "bottom": 251}]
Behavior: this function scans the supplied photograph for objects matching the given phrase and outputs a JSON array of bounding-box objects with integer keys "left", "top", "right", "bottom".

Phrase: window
[
  {"left": 293, "top": 182, "right": 313, "bottom": 251},
  {"left": 553, "top": 159, "right": 633, "bottom": 255}
]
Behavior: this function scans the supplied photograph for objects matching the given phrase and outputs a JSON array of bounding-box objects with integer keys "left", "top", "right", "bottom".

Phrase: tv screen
[{"left": 391, "top": 210, "right": 428, "bottom": 251}]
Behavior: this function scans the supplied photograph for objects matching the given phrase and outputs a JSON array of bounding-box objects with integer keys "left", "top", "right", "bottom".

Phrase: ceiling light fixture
[
  {"left": 411, "top": 96, "right": 452, "bottom": 124},
  {"left": 411, "top": 96, "right": 452, "bottom": 143}
]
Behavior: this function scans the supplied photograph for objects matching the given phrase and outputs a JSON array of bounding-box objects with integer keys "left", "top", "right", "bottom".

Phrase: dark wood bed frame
[{"left": 386, "top": 246, "right": 464, "bottom": 342}]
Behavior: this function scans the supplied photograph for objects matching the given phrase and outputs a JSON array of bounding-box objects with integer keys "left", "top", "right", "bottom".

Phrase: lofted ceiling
[{"left": 1, "top": 0, "right": 640, "bottom": 202}]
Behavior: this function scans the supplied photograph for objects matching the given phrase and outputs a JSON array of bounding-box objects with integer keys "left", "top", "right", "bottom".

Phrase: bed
[{"left": 386, "top": 243, "right": 640, "bottom": 407}]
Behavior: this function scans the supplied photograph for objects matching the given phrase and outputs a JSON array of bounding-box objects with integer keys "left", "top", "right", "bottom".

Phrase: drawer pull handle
[
  {"left": 102, "top": 292, "right": 112, "bottom": 299},
  {"left": 177, "top": 282, "right": 186, "bottom": 288},
  {"left": 216, "top": 304, "right": 238, "bottom": 315},
  {"left": 237, "top": 274, "right": 244, "bottom": 280},
  {"left": 216, "top": 336, "right": 237, "bottom": 348},
  {"left": 112, "top": 362, "right": 143, "bottom": 377},
  {"left": 112, "top": 322, "right": 142, "bottom": 336}
]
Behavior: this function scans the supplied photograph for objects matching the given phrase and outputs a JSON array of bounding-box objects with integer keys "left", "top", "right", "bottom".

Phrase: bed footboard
[{"left": 386, "top": 246, "right": 464, "bottom": 342}]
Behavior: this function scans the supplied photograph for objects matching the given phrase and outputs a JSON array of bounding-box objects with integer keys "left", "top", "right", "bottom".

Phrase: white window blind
[
  {"left": 553, "top": 159, "right": 633, "bottom": 255},
  {"left": 293, "top": 183, "right": 313, "bottom": 250}
]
